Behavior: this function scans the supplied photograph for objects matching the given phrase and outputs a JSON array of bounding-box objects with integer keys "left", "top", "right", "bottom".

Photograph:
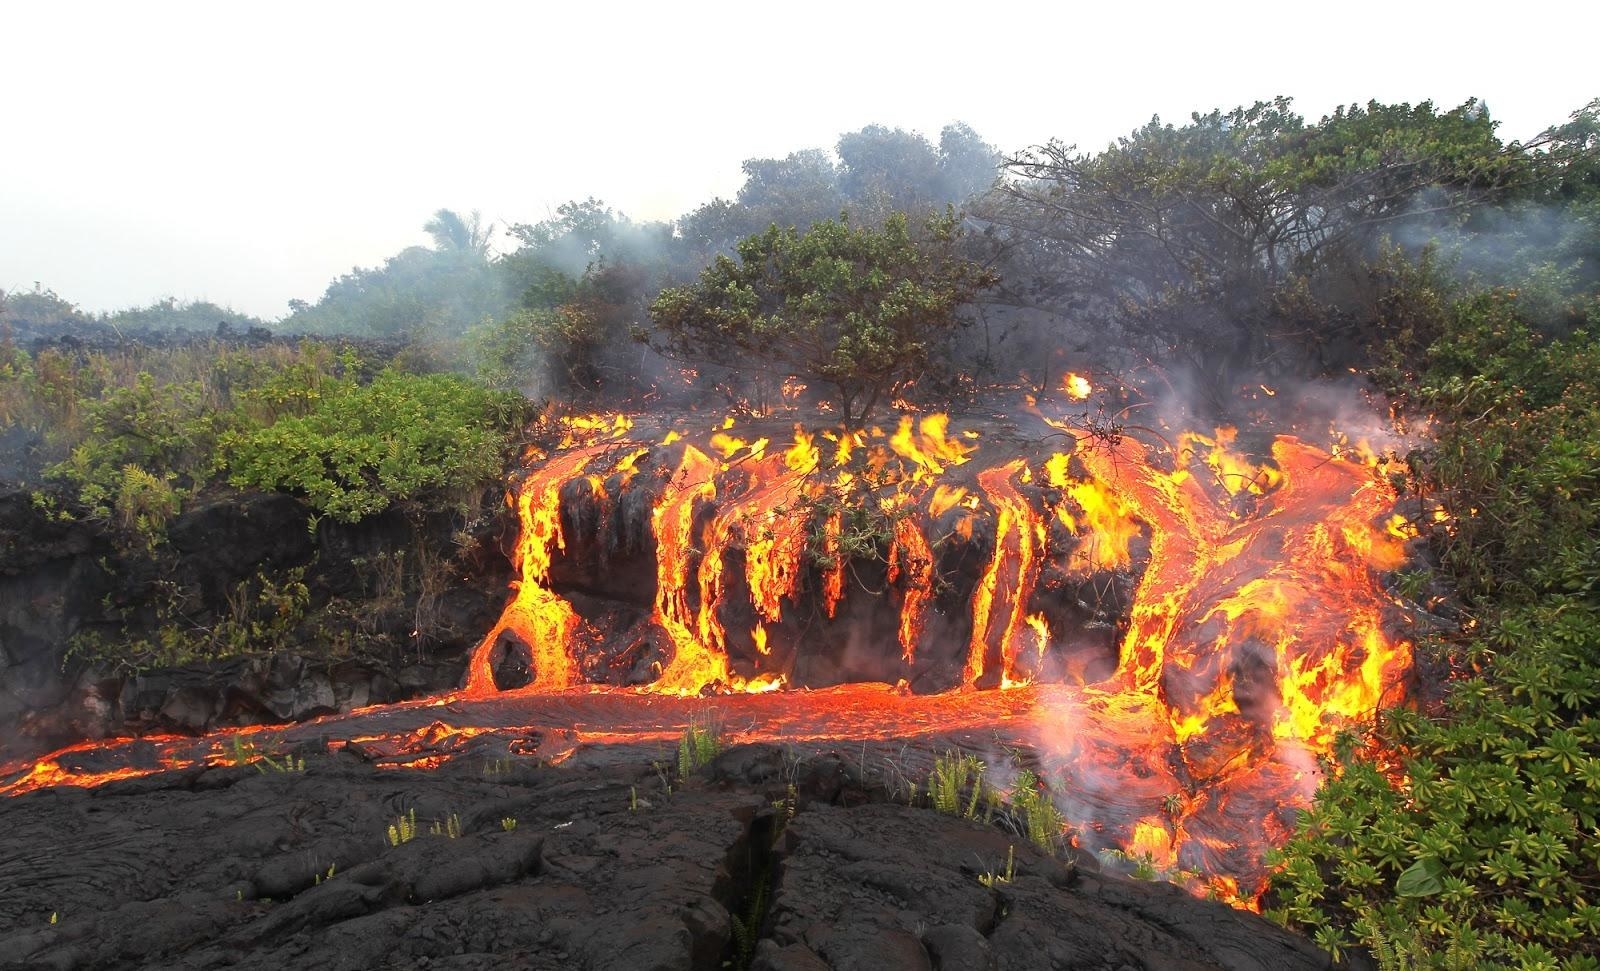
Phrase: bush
[
  {"left": 222, "top": 369, "right": 528, "bottom": 523},
  {"left": 50, "top": 374, "right": 220, "bottom": 518}
]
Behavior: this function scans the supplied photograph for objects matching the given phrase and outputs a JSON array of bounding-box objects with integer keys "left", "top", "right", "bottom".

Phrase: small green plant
[
  {"left": 387, "top": 808, "right": 417, "bottom": 846},
  {"left": 676, "top": 713, "right": 722, "bottom": 778},
  {"left": 1009, "top": 769, "right": 1064, "bottom": 853},
  {"left": 49, "top": 911, "right": 58, "bottom": 925},
  {"left": 927, "top": 750, "right": 986, "bottom": 818},
  {"left": 774, "top": 783, "right": 798, "bottom": 824},
  {"left": 979, "top": 845, "right": 1017, "bottom": 888},
  {"left": 728, "top": 879, "right": 769, "bottom": 968},
  {"left": 313, "top": 863, "right": 336, "bottom": 885},
  {"left": 225, "top": 734, "right": 304, "bottom": 773},
  {"left": 254, "top": 749, "right": 306, "bottom": 774},
  {"left": 429, "top": 812, "right": 463, "bottom": 839},
  {"left": 500, "top": 817, "right": 518, "bottom": 832},
  {"left": 483, "top": 756, "right": 513, "bottom": 777}
]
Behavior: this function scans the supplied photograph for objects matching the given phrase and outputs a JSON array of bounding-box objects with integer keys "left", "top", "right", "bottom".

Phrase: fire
[
  {"left": 6, "top": 399, "right": 1422, "bottom": 908},
  {"left": 451, "top": 410, "right": 1413, "bottom": 895},
  {"left": 1128, "top": 817, "right": 1176, "bottom": 867},
  {"left": 1062, "top": 372, "right": 1093, "bottom": 400},
  {"left": 968, "top": 461, "right": 1043, "bottom": 687}
]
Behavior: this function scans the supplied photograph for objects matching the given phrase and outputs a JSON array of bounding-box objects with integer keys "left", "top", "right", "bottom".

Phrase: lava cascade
[{"left": 2, "top": 385, "right": 1421, "bottom": 902}]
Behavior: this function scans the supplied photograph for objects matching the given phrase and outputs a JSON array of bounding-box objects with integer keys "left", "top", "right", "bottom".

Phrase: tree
[
  {"left": 648, "top": 210, "right": 998, "bottom": 423},
  {"left": 973, "top": 98, "right": 1532, "bottom": 383},
  {"left": 423, "top": 208, "right": 494, "bottom": 257},
  {"left": 282, "top": 211, "right": 509, "bottom": 337},
  {"left": 472, "top": 259, "right": 651, "bottom": 398}
]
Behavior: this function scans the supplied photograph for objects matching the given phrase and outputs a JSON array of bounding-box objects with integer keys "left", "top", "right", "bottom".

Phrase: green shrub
[
  {"left": 221, "top": 369, "right": 527, "bottom": 523},
  {"left": 1010, "top": 769, "right": 1065, "bottom": 854},
  {"left": 112, "top": 464, "right": 182, "bottom": 546},
  {"left": 65, "top": 566, "right": 311, "bottom": 674},
  {"left": 50, "top": 373, "right": 221, "bottom": 513},
  {"left": 927, "top": 751, "right": 986, "bottom": 818}
]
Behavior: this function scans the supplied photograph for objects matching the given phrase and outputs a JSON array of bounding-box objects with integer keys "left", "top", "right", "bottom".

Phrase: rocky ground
[{"left": 0, "top": 736, "right": 1355, "bottom": 971}]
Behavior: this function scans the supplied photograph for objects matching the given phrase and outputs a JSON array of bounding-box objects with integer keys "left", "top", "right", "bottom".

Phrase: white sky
[{"left": 2, "top": 0, "right": 1595, "bottom": 321}]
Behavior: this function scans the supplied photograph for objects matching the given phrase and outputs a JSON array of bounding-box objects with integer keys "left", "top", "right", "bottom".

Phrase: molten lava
[
  {"left": 2, "top": 387, "right": 1421, "bottom": 905},
  {"left": 450, "top": 402, "right": 1414, "bottom": 898}
]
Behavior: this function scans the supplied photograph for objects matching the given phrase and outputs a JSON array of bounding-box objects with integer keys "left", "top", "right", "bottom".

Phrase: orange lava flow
[
  {"left": 969, "top": 461, "right": 1041, "bottom": 687},
  {"left": 463, "top": 447, "right": 606, "bottom": 693},
  {"left": 449, "top": 405, "right": 1412, "bottom": 897},
  {"left": 5, "top": 396, "right": 1421, "bottom": 905}
]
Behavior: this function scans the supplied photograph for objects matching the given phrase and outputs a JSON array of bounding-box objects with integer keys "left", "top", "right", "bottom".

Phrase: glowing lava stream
[
  {"left": 449, "top": 410, "right": 1410, "bottom": 892},
  {"left": 2, "top": 401, "right": 1418, "bottom": 904}
]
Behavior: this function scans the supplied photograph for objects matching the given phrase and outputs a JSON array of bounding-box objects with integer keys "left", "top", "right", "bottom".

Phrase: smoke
[{"left": 1390, "top": 196, "right": 1600, "bottom": 337}]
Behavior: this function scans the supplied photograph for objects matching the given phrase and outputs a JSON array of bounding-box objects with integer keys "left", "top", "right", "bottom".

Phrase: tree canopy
[
  {"left": 971, "top": 98, "right": 1580, "bottom": 388},
  {"left": 648, "top": 210, "right": 998, "bottom": 422}
]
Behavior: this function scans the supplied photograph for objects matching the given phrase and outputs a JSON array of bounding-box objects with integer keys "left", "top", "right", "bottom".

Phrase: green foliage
[
  {"left": 103, "top": 296, "right": 265, "bottom": 334},
  {"left": 1269, "top": 637, "right": 1600, "bottom": 968},
  {"left": 1269, "top": 283, "right": 1600, "bottom": 970},
  {"left": 387, "top": 808, "right": 418, "bottom": 846},
  {"left": 1010, "top": 769, "right": 1065, "bottom": 854},
  {"left": 470, "top": 260, "right": 652, "bottom": 398},
  {"left": 676, "top": 713, "right": 722, "bottom": 778},
  {"left": 429, "top": 813, "right": 463, "bottom": 839},
  {"left": 282, "top": 211, "right": 510, "bottom": 337},
  {"left": 5, "top": 339, "right": 341, "bottom": 495},
  {"left": 112, "top": 464, "right": 182, "bottom": 547},
  {"left": 728, "top": 878, "right": 768, "bottom": 968},
  {"left": 979, "top": 97, "right": 1588, "bottom": 385},
  {"left": 928, "top": 751, "right": 987, "bottom": 818},
  {"left": 222, "top": 369, "right": 527, "bottom": 523},
  {"left": 0, "top": 284, "right": 94, "bottom": 334},
  {"left": 226, "top": 735, "right": 305, "bottom": 774},
  {"left": 1405, "top": 300, "right": 1600, "bottom": 604},
  {"left": 51, "top": 373, "right": 220, "bottom": 514},
  {"left": 650, "top": 210, "right": 998, "bottom": 423}
]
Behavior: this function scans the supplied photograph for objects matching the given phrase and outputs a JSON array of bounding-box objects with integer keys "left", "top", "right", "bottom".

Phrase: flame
[
  {"left": 8, "top": 402, "right": 1420, "bottom": 911},
  {"left": 1178, "top": 427, "right": 1282, "bottom": 499},
  {"left": 463, "top": 447, "right": 605, "bottom": 693},
  {"left": 1128, "top": 817, "right": 1176, "bottom": 868},
  {"left": 650, "top": 445, "right": 725, "bottom": 693},
  {"left": 889, "top": 414, "right": 977, "bottom": 483},
  {"left": 887, "top": 493, "right": 933, "bottom": 663},
  {"left": 968, "top": 461, "right": 1042, "bottom": 687},
  {"left": 1061, "top": 372, "right": 1093, "bottom": 400}
]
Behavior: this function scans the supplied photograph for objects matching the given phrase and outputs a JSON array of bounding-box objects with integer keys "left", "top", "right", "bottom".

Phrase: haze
[{"left": 3, "top": 0, "right": 1595, "bottom": 321}]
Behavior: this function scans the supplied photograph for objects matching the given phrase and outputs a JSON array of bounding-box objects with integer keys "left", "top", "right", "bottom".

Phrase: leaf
[{"left": 1396, "top": 857, "right": 1446, "bottom": 897}]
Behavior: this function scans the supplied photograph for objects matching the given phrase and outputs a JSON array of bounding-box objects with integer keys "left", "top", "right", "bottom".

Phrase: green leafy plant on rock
[
  {"left": 677, "top": 713, "right": 723, "bottom": 779},
  {"left": 928, "top": 751, "right": 987, "bottom": 818}
]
